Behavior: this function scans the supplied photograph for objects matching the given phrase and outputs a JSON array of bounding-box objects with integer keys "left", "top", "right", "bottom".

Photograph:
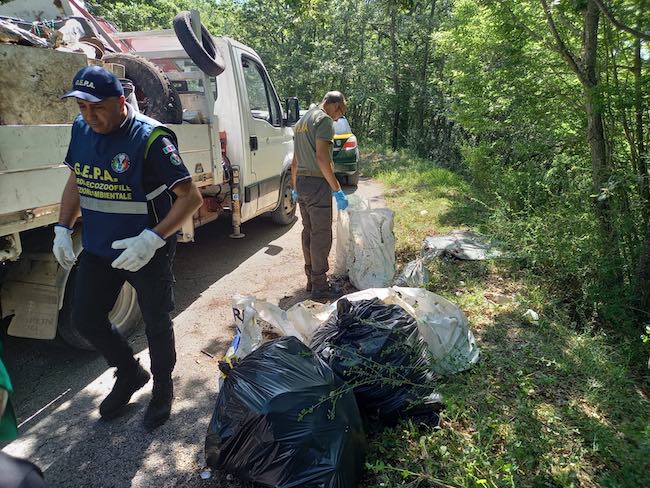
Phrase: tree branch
[
  {"left": 487, "top": 0, "right": 572, "bottom": 58},
  {"left": 556, "top": 9, "right": 583, "bottom": 38},
  {"left": 592, "top": 0, "right": 650, "bottom": 40},
  {"left": 539, "top": 0, "right": 589, "bottom": 86},
  {"left": 486, "top": 0, "right": 544, "bottom": 43}
]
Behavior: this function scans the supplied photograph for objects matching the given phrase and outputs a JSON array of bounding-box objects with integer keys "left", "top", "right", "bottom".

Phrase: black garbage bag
[
  {"left": 310, "top": 298, "right": 443, "bottom": 422},
  {"left": 205, "top": 336, "right": 366, "bottom": 488}
]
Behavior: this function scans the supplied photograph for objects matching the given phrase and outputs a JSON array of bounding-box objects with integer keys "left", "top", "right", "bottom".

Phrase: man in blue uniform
[{"left": 52, "top": 66, "right": 203, "bottom": 430}]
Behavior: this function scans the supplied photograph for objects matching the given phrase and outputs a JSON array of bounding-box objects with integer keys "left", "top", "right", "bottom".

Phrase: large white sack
[
  {"left": 333, "top": 195, "right": 369, "bottom": 276},
  {"left": 334, "top": 195, "right": 396, "bottom": 289},
  {"left": 231, "top": 287, "right": 480, "bottom": 375}
]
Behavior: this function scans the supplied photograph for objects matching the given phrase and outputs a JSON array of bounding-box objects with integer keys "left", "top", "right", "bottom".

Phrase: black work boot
[
  {"left": 310, "top": 275, "right": 342, "bottom": 301},
  {"left": 311, "top": 285, "right": 342, "bottom": 301},
  {"left": 143, "top": 380, "right": 173, "bottom": 431},
  {"left": 99, "top": 361, "right": 150, "bottom": 419}
]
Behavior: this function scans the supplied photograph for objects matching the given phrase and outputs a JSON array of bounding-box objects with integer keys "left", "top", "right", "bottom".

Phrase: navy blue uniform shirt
[{"left": 64, "top": 105, "right": 191, "bottom": 258}]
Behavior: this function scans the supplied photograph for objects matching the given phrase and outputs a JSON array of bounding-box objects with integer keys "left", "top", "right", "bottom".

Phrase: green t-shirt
[
  {"left": 0, "top": 340, "right": 17, "bottom": 441},
  {"left": 294, "top": 107, "right": 334, "bottom": 175}
]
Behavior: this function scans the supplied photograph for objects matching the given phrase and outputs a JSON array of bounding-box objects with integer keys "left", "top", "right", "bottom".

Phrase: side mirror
[{"left": 285, "top": 97, "right": 300, "bottom": 126}]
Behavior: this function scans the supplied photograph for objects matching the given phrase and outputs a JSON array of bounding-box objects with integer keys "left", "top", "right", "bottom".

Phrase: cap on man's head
[{"left": 62, "top": 65, "right": 124, "bottom": 103}]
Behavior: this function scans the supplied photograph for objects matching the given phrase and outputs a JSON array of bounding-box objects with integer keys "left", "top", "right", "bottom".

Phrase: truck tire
[
  {"left": 173, "top": 11, "right": 225, "bottom": 77},
  {"left": 346, "top": 171, "right": 360, "bottom": 187},
  {"left": 57, "top": 266, "right": 142, "bottom": 350},
  {"left": 102, "top": 53, "right": 183, "bottom": 124},
  {"left": 271, "top": 175, "right": 297, "bottom": 225}
]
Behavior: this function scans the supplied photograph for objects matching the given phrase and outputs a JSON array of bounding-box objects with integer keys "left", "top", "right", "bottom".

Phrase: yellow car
[{"left": 332, "top": 116, "right": 360, "bottom": 186}]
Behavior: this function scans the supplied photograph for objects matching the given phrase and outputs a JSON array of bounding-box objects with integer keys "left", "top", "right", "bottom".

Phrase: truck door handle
[{"left": 250, "top": 136, "right": 258, "bottom": 151}]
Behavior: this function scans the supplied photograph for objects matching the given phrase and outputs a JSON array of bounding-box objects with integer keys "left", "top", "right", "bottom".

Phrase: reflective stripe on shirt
[
  {"left": 146, "top": 184, "right": 168, "bottom": 201},
  {"left": 80, "top": 196, "right": 148, "bottom": 215}
]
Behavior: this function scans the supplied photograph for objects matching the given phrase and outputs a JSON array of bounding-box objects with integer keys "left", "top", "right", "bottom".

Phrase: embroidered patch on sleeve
[
  {"left": 169, "top": 153, "right": 183, "bottom": 166},
  {"left": 162, "top": 144, "right": 177, "bottom": 155}
]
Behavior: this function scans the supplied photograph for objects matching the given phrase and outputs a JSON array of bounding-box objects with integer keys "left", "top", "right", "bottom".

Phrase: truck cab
[{"left": 112, "top": 28, "right": 299, "bottom": 238}]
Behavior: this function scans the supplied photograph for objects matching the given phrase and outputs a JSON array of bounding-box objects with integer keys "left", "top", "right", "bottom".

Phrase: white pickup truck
[{"left": 0, "top": 2, "right": 299, "bottom": 348}]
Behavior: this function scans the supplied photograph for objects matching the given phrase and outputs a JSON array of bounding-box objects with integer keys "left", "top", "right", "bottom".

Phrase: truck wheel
[
  {"left": 346, "top": 171, "right": 360, "bottom": 187},
  {"left": 57, "top": 267, "right": 142, "bottom": 350},
  {"left": 271, "top": 176, "right": 297, "bottom": 225},
  {"left": 173, "top": 11, "right": 225, "bottom": 77},
  {"left": 102, "top": 53, "right": 183, "bottom": 124}
]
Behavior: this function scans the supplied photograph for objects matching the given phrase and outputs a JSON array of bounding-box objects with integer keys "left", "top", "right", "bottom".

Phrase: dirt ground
[{"left": 1, "top": 178, "right": 385, "bottom": 487}]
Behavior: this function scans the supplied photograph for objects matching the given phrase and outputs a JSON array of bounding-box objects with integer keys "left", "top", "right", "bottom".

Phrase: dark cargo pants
[
  {"left": 71, "top": 237, "right": 177, "bottom": 382},
  {"left": 296, "top": 176, "right": 333, "bottom": 289}
]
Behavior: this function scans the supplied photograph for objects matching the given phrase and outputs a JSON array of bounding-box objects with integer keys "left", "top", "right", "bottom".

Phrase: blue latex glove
[
  {"left": 332, "top": 190, "right": 349, "bottom": 211},
  {"left": 291, "top": 189, "right": 299, "bottom": 203}
]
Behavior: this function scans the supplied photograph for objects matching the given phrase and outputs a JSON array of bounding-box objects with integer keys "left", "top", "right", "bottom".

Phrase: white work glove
[
  {"left": 53, "top": 224, "right": 76, "bottom": 270},
  {"left": 111, "top": 229, "right": 166, "bottom": 272}
]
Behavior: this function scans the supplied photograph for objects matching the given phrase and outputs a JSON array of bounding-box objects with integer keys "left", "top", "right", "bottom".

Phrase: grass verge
[{"left": 360, "top": 148, "right": 650, "bottom": 488}]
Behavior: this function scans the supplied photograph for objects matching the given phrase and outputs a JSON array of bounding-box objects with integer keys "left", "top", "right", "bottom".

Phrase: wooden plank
[{"left": 0, "top": 125, "right": 71, "bottom": 214}]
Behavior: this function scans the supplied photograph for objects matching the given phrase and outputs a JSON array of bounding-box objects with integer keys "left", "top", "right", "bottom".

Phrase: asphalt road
[{"left": 1, "top": 178, "right": 385, "bottom": 488}]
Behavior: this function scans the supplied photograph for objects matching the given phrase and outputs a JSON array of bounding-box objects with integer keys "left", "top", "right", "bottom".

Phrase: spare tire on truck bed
[
  {"left": 102, "top": 53, "right": 183, "bottom": 124},
  {"left": 173, "top": 11, "right": 225, "bottom": 76}
]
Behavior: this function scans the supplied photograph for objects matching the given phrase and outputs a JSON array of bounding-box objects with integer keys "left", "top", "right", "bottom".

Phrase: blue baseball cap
[{"left": 62, "top": 65, "right": 124, "bottom": 102}]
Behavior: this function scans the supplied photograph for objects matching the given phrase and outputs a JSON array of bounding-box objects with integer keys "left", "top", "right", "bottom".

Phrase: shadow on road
[{"left": 2, "top": 212, "right": 295, "bottom": 440}]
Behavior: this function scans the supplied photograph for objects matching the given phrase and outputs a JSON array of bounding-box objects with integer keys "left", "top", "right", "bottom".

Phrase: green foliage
[
  {"left": 87, "top": 0, "right": 245, "bottom": 38},
  {"left": 437, "top": 0, "right": 650, "bottom": 324},
  {"left": 362, "top": 147, "right": 650, "bottom": 488}
]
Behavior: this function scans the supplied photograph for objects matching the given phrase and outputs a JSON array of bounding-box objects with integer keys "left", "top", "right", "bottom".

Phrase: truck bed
[{"left": 0, "top": 122, "right": 222, "bottom": 238}]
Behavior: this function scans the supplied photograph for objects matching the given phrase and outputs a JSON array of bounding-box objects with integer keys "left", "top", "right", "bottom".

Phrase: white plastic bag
[
  {"left": 393, "top": 257, "right": 432, "bottom": 287},
  {"left": 225, "top": 296, "right": 264, "bottom": 361},
  {"left": 233, "top": 287, "right": 480, "bottom": 375},
  {"left": 387, "top": 287, "right": 480, "bottom": 374},
  {"left": 333, "top": 194, "right": 369, "bottom": 276},
  {"left": 334, "top": 195, "right": 396, "bottom": 289}
]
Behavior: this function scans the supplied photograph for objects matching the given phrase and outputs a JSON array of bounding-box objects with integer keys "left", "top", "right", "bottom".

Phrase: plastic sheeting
[
  {"left": 394, "top": 231, "right": 507, "bottom": 288},
  {"left": 422, "top": 230, "right": 506, "bottom": 261},
  {"left": 232, "top": 287, "right": 480, "bottom": 375},
  {"left": 0, "top": 19, "right": 48, "bottom": 47},
  {"left": 334, "top": 195, "right": 396, "bottom": 290},
  {"left": 205, "top": 336, "right": 366, "bottom": 488},
  {"left": 393, "top": 255, "right": 433, "bottom": 288},
  {"left": 311, "top": 298, "right": 442, "bottom": 421}
]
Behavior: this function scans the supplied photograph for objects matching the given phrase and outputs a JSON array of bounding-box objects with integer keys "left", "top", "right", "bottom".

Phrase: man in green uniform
[
  {"left": 291, "top": 91, "right": 349, "bottom": 299},
  {"left": 1, "top": 339, "right": 47, "bottom": 487},
  {"left": 0, "top": 340, "right": 17, "bottom": 442}
]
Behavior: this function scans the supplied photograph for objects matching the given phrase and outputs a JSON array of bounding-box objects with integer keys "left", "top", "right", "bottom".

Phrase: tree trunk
[
  {"left": 583, "top": 2, "right": 622, "bottom": 270},
  {"left": 389, "top": 5, "right": 400, "bottom": 150},
  {"left": 635, "top": 225, "right": 650, "bottom": 314},
  {"left": 633, "top": 0, "right": 650, "bottom": 316},
  {"left": 416, "top": 0, "right": 437, "bottom": 147},
  {"left": 634, "top": 0, "right": 649, "bottom": 220}
]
